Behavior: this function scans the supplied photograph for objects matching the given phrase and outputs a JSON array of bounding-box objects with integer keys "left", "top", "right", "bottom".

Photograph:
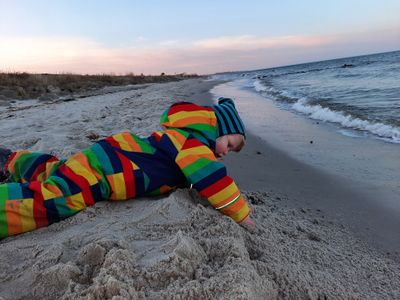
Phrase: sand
[{"left": 1, "top": 79, "right": 399, "bottom": 299}]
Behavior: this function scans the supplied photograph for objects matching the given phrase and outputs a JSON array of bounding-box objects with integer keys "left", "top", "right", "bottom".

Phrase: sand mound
[
  {"left": 0, "top": 190, "right": 275, "bottom": 299},
  {"left": 1, "top": 189, "right": 399, "bottom": 299}
]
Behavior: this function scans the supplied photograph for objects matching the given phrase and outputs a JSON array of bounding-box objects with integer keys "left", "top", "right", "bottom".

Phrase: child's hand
[{"left": 239, "top": 215, "right": 257, "bottom": 233}]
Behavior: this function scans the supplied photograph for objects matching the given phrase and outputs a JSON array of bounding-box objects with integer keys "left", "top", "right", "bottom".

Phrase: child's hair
[{"left": 212, "top": 98, "right": 246, "bottom": 138}]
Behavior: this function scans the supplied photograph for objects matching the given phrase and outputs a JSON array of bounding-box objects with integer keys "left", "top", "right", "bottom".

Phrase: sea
[{"left": 212, "top": 50, "right": 400, "bottom": 143}]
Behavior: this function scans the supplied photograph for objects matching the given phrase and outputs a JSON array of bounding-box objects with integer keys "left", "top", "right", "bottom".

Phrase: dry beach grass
[{"left": 0, "top": 72, "right": 198, "bottom": 102}]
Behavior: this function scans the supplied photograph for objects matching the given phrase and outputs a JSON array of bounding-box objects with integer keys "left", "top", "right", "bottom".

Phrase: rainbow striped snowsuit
[{"left": 0, "top": 102, "right": 250, "bottom": 238}]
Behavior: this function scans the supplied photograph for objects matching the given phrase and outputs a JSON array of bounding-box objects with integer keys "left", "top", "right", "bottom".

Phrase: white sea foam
[
  {"left": 253, "top": 80, "right": 268, "bottom": 92},
  {"left": 292, "top": 98, "right": 400, "bottom": 143},
  {"left": 253, "top": 79, "right": 299, "bottom": 101},
  {"left": 250, "top": 79, "right": 400, "bottom": 143}
]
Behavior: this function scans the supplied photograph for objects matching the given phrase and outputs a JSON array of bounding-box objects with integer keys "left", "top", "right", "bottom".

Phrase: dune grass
[{"left": 0, "top": 72, "right": 199, "bottom": 100}]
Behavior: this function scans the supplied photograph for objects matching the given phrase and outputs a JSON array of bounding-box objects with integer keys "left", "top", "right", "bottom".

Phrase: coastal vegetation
[{"left": 0, "top": 72, "right": 199, "bottom": 101}]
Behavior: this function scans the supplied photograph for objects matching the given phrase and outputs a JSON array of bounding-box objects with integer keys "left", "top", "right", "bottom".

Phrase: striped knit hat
[{"left": 212, "top": 97, "right": 246, "bottom": 138}]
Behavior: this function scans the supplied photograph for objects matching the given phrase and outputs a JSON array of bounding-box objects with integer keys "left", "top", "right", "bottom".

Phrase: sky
[{"left": 0, "top": 0, "right": 399, "bottom": 75}]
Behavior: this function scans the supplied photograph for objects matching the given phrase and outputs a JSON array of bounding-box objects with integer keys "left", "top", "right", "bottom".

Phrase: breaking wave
[
  {"left": 253, "top": 80, "right": 400, "bottom": 143},
  {"left": 291, "top": 98, "right": 400, "bottom": 143}
]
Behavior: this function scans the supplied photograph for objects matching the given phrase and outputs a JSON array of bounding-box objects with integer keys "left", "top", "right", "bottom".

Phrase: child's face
[{"left": 215, "top": 134, "right": 245, "bottom": 158}]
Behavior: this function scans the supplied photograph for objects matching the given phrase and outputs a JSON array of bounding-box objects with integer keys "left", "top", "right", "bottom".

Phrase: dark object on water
[
  {"left": 341, "top": 64, "right": 354, "bottom": 68},
  {"left": 310, "top": 140, "right": 313, "bottom": 144},
  {"left": 256, "top": 151, "right": 262, "bottom": 154}
]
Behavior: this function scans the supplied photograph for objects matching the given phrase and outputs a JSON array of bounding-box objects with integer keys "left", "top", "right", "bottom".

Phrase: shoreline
[{"left": 189, "top": 79, "right": 400, "bottom": 260}]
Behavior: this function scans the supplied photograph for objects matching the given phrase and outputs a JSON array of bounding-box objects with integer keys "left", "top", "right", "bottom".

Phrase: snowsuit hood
[{"left": 160, "top": 101, "right": 218, "bottom": 150}]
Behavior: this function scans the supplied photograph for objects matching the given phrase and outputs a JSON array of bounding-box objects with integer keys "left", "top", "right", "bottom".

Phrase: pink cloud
[
  {"left": 193, "top": 35, "right": 335, "bottom": 50},
  {"left": 0, "top": 29, "right": 399, "bottom": 75}
]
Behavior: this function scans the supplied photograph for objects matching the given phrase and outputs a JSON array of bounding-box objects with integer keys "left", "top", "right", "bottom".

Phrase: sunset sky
[{"left": 1, "top": 0, "right": 399, "bottom": 75}]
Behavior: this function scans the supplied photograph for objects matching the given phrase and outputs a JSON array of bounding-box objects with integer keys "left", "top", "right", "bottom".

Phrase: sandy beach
[{"left": 1, "top": 78, "right": 400, "bottom": 299}]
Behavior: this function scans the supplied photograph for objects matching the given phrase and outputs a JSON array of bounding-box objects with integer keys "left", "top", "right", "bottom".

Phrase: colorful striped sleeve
[{"left": 175, "top": 136, "right": 250, "bottom": 223}]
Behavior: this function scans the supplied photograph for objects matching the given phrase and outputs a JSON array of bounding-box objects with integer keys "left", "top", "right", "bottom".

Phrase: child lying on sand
[{"left": 0, "top": 98, "right": 255, "bottom": 238}]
